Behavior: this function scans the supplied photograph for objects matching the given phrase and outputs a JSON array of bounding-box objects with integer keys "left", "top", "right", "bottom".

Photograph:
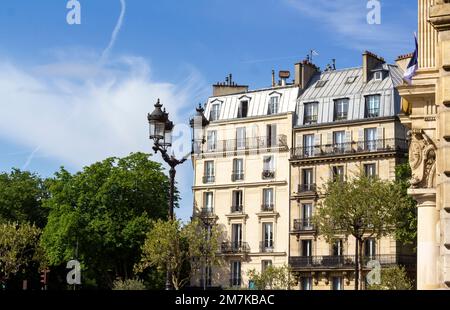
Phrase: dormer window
[
  {"left": 373, "top": 71, "right": 383, "bottom": 81},
  {"left": 210, "top": 103, "right": 221, "bottom": 121},
  {"left": 316, "top": 80, "right": 328, "bottom": 88},
  {"left": 268, "top": 96, "right": 279, "bottom": 115},
  {"left": 237, "top": 100, "right": 248, "bottom": 118}
]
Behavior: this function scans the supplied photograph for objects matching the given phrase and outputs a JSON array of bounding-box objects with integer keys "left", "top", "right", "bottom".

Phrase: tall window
[
  {"left": 333, "top": 131, "right": 346, "bottom": 153},
  {"left": 304, "top": 102, "right": 318, "bottom": 124},
  {"left": 232, "top": 224, "right": 242, "bottom": 247},
  {"left": 332, "top": 166, "right": 345, "bottom": 182},
  {"left": 268, "top": 96, "right": 279, "bottom": 115},
  {"left": 202, "top": 266, "right": 212, "bottom": 287},
  {"left": 262, "top": 188, "right": 274, "bottom": 211},
  {"left": 232, "top": 190, "right": 243, "bottom": 213},
  {"left": 332, "top": 277, "right": 343, "bottom": 290},
  {"left": 303, "top": 134, "right": 315, "bottom": 157},
  {"left": 365, "top": 238, "right": 376, "bottom": 258},
  {"left": 365, "top": 128, "right": 377, "bottom": 151},
  {"left": 203, "top": 161, "right": 214, "bottom": 183},
  {"left": 301, "top": 240, "right": 312, "bottom": 257},
  {"left": 210, "top": 103, "right": 221, "bottom": 121},
  {"left": 230, "top": 261, "right": 241, "bottom": 287},
  {"left": 261, "top": 260, "right": 272, "bottom": 272},
  {"left": 204, "top": 192, "right": 213, "bottom": 212},
  {"left": 332, "top": 239, "right": 343, "bottom": 256},
  {"left": 262, "top": 223, "right": 274, "bottom": 251},
  {"left": 266, "top": 124, "right": 277, "bottom": 147},
  {"left": 334, "top": 98, "right": 349, "bottom": 121},
  {"left": 232, "top": 159, "right": 244, "bottom": 181},
  {"left": 364, "top": 163, "right": 377, "bottom": 178},
  {"left": 236, "top": 127, "right": 246, "bottom": 150},
  {"left": 262, "top": 156, "right": 275, "bottom": 179},
  {"left": 301, "top": 277, "right": 313, "bottom": 290},
  {"left": 207, "top": 130, "right": 217, "bottom": 151},
  {"left": 302, "top": 204, "right": 313, "bottom": 229},
  {"left": 237, "top": 100, "right": 248, "bottom": 118},
  {"left": 302, "top": 169, "right": 314, "bottom": 191},
  {"left": 365, "top": 95, "right": 381, "bottom": 118}
]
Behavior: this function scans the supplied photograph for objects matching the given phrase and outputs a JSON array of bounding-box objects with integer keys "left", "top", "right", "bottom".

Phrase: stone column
[{"left": 409, "top": 189, "right": 439, "bottom": 289}]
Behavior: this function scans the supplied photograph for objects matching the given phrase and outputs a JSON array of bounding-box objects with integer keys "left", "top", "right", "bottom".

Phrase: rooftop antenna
[
  {"left": 309, "top": 49, "right": 319, "bottom": 62},
  {"left": 332, "top": 59, "right": 336, "bottom": 70}
]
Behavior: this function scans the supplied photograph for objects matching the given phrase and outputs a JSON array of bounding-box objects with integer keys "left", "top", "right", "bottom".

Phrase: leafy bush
[{"left": 112, "top": 278, "right": 146, "bottom": 290}]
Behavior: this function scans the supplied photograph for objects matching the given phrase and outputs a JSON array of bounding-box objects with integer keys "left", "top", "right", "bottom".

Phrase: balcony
[
  {"left": 292, "top": 219, "right": 315, "bottom": 232},
  {"left": 289, "top": 255, "right": 416, "bottom": 270},
  {"left": 365, "top": 108, "right": 380, "bottom": 118},
  {"left": 259, "top": 241, "right": 275, "bottom": 253},
  {"left": 202, "top": 175, "right": 215, "bottom": 184},
  {"left": 262, "top": 170, "right": 275, "bottom": 180},
  {"left": 304, "top": 115, "right": 318, "bottom": 125},
  {"left": 203, "top": 135, "right": 288, "bottom": 155},
  {"left": 291, "top": 138, "right": 408, "bottom": 161},
  {"left": 199, "top": 208, "right": 215, "bottom": 218},
  {"left": 221, "top": 241, "right": 250, "bottom": 254},
  {"left": 297, "top": 184, "right": 317, "bottom": 194},
  {"left": 230, "top": 205, "right": 243, "bottom": 213},
  {"left": 231, "top": 172, "right": 244, "bottom": 182},
  {"left": 261, "top": 204, "right": 274, "bottom": 212}
]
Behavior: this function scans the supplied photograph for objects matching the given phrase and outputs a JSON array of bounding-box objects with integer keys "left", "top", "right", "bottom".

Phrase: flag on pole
[{"left": 403, "top": 33, "right": 418, "bottom": 85}]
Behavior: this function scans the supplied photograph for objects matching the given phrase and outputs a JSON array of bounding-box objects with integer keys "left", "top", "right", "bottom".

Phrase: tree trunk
[
  {"left": 358, "top": 239, "right": 364, "bottom": 290},
  {"left": 354, "top": 240, "right": 359, "bottom": 290}
]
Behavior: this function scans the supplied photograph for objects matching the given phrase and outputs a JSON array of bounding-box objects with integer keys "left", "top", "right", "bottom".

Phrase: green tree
[
  {"left": 0, "top": 222, "right": 43, "bottom": 288},
  {"left": 314, "top": 175, "right": 410, "bottom": 290},
  {"left": 135, "top": 219, "right": 222, "bottom": 290},
  {"left": 0, "top": 169, "right": 48, "bottom": 228},
  {"left": 40, "top": 152, "right": 171, "bottom": 289},
  {"left": 367, "top": 265, "right": 413, "bottom": 290},
  {"left": 247, "top": 265, "right": 295, "bottom": 290},
  {"left": 112, "top": 278, "right": 147, "bottom": 290},
  {"left": 394, "top": 163, "right": 417, "bottom": 247}
]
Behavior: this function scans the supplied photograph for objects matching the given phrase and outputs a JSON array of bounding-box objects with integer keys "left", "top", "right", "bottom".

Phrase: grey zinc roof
[{"left": 296, "top": 65, "right": 404, "bottom": 126}]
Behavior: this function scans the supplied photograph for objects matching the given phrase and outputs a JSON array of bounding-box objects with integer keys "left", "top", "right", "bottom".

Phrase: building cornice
[
  {"left": 193, "top": 180, "right": 288, "bottom": 190},
  {"left": 208, "top": 112, "right": 293, "bottom": 126}
]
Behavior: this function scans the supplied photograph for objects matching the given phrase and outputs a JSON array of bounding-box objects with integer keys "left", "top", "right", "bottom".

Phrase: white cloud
[
  {"left": 0, "top": 54, "right": 209, "bottom": 220},
  {"left": 285, "top": 0, "right": 413, "bottom": 57}
]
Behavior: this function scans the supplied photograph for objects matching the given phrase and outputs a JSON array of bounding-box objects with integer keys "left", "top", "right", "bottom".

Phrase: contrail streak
[
  {"left": 100, "top": 0, "right": 126, "bottom": 63},
  {"left": 22, "top": 146, "right": 41, "bottom": 170}
]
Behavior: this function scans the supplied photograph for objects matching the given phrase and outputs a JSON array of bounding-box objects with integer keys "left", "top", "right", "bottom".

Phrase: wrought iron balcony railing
[
  {"left": 259, "top": 241, "right": 275, "bottom": 253},
  {"left": 203, "top": 135, "right": 288, "bottom": 154},
  {"left": 202, "top": 175, "right": 215, "bottom": 184},
  {"left": 291, "top": 138, "right": 408, "bottom": 160},
  {"left": 304, "top": 115, "right": 318, "bottom": 125},
  {"left": 298, "top": 184, "right": 317, "bottom": 193},
  {"left": 199, "top": 208, "right": 215, "bottom": 217},
  {"left": 221, "top": 241, "right": 250, "bottom": 254},
  {"left": 289, "top": 254, "right": 416, "bottom": 269},
  {"left": 231, "top": 172, "right": 245, "bottom": 182},
  {"left": 261, "top": 204, "right": 274, "bottom": 212},
  {"left": 293, "top": 219, "right": 315, "bottom": 232},
  {"left": 230, "top": 205, "right": 243, "bottom": 213},
  {"left": 262, "top": 170, "right": 275, "bottom": 180}
]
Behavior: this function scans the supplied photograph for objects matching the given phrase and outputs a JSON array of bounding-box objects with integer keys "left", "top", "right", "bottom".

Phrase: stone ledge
[{"left": 429, "top": 4, "right": 450, "bottom": 31}]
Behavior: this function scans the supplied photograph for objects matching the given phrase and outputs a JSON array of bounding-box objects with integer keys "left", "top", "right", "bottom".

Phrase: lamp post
[{"left": 148, "top": 99, "right": 209, "bottom": 290}]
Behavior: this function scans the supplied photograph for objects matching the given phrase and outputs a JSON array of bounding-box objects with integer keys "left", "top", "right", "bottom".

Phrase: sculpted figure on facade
[{"left": 409, "top": 129, "right": 437, "bottom": 189}]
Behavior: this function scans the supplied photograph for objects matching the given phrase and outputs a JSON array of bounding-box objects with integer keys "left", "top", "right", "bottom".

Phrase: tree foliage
[
  {"left": 112, "top": 278, "right": 147, "bottom": 290},
  {"left": 135, "top": 219, "right": 222, "bottom": 290},
  {"left": 247, "top": 265, "right": 295, "bottom": 290},
  {"left": 40, "top": 152, "right": 171, "bottom": 288},
  {"left": 0, "top": 169, "right": 48, "bottom": 228},
  {"left": 314, "top": 174, "right": 411, "bottom": 290},
  {"left": 367, "top": 265, "right": 413, "bottom": 290},
  {"left": 0, "top": 222, "right": 42, "bottom": 285},
  {"left": 393, "top": 163, "right": 417, "bottom": 247}
]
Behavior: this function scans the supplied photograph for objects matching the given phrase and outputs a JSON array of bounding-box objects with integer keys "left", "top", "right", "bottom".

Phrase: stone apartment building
[
  {"left": 191, "top": 54, "right": 415, "bottom": 289},
  {"left": 289, "top": 52, "right": 414, "bottom": 290}
]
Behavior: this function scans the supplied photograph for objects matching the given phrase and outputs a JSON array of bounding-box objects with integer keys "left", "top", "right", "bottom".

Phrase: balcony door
[
  {"left": 204, "top": 192, "right": 213, "bottom": 213},
  {"left": 302, "top": 204, "right": 313, "bottom": 229},
  {"left": 365, "top": 128, "right": 377, "bottom": 151},
  {"left": 302, "top": 169, "right": 314, "bottom": 191},
  {"left": 262, "top": 223, "right": 274, "bottom": 251},
  {"left": 262, "top": 188, "right": 274, "bottom": 211},
  {"left": 266, "top": 124, "right": 277, "bottom": 147},
  {"left": 232, "top": 224, "right": 242, "bottom": 249},
  {"left": 232, "top": 190, "right": 243, "bottom": 213},
  {"left": 303, "top": 134, "right": 315, "bottom": 157},
  {"left": 230, "top": 261, "right": 241, "bottom": 287},
  {"left": 333, "top": 131, "right": 345, "bottom": 153},
  {"left": 236, "top": 127, "right": 246, "bottom": 150},
  {"left": 301, "top": 240, "right": 312, "bottom": 257}
]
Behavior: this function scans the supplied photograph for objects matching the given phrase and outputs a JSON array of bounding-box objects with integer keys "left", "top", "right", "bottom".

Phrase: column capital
[{"left": 408, "top": 188, "right": 437, "bottom": 206}]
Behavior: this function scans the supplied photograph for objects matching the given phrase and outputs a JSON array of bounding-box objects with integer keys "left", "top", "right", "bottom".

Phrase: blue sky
[{"left": 0, "top": 0, "right": 417, "bottom": 222}]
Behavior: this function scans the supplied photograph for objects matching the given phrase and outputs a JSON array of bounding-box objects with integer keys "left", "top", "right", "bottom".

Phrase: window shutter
[
  {"left": 327, "top": 132, "right": 333, "bottom": 145},
  {"left": 314, "top": 134, "right": 321, "bottom": 156}
]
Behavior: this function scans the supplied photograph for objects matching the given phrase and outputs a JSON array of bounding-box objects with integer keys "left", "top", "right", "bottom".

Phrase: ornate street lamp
[
  {"left": 190, "top": 103, "right": 209, "bottom": 155},
  {"left": 147, "top": 99, "right": 209, "bottom": 290}
]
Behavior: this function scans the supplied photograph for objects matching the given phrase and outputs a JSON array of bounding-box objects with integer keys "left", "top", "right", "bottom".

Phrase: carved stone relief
[{"left": 409, "top": 129, "right": 437, "bottom": 188}]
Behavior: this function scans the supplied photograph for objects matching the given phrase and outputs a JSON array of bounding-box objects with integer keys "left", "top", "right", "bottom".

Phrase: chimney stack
[
  {"left": 295, "top": 59, "right": 320, "bottom": 89},
  {"left": 213, "top": 74, "right": 248, "bottom": 96},
  {"left": 395, "top": 53, "right": 414, "bottom": 72},
  {"left": 272, "top": 70, "right": 276, "bottom": 87},
  {"left": 363, "top": 51, "right": 385, "bottom": 83}
]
